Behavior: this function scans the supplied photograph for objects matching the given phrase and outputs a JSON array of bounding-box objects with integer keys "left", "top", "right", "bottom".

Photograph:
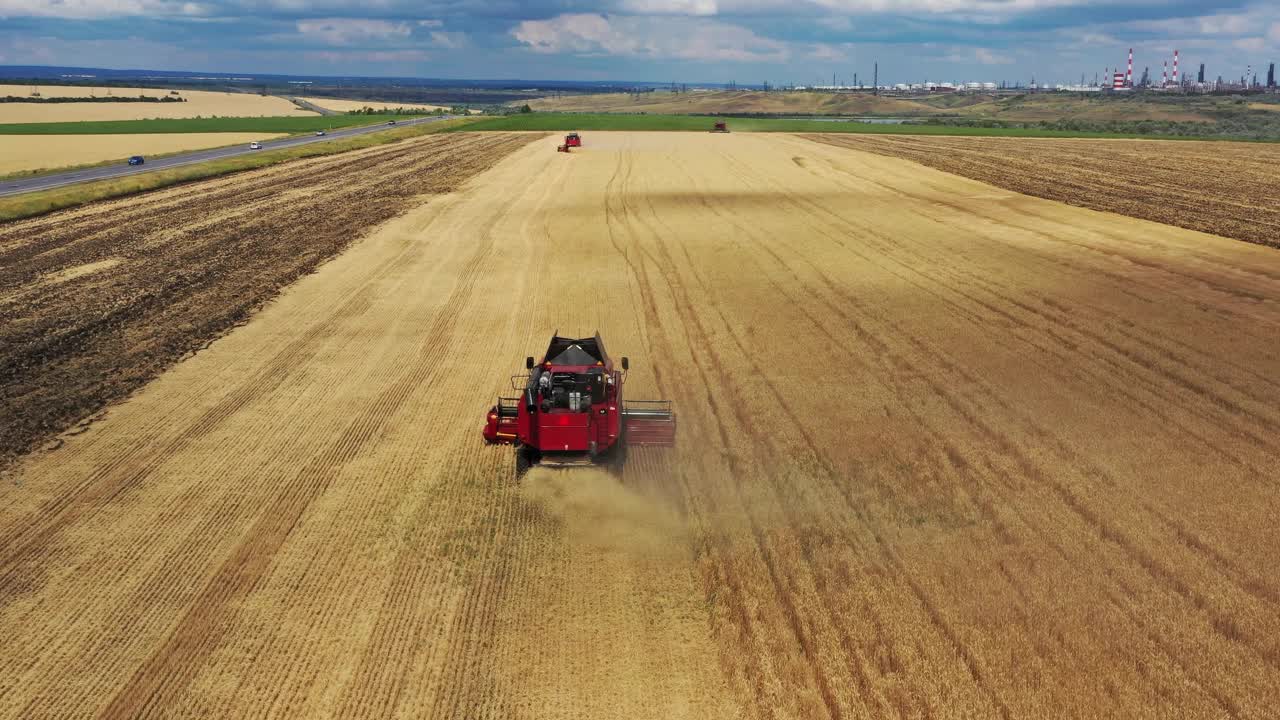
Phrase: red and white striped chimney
[
  {"left": 1163, "top": 60, "right": 1168, "bottom": 86},
  {"left": 1127, "top": 48, "right": 1134, "bottom": 86},
  {"left": 1173, "top": 49, "right": 1179, "bottom": 84}
]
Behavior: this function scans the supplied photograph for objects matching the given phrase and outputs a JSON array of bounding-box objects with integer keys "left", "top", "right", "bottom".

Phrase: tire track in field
[
  {"left": 604, "top": 133, "right": 1274, "bottom": 712},
  {"left": 747, "top": 133, "right": 1280, "bottom": 622},
  {"left": 613, "top": 140, "right": 911, "bottom": 720},
  {"left": 802, "top": 134, "right": 1280, "bottom": 249},
  {"left": 5, "top": 132, "right": 1279, "bottom": 720},
  {"left": 658, "top": 144, "right": 1021, "bottom": 719},
  {"left": 98, "top": 163, "right": 525, "bottom": 718},
  {"left": 0, "top": 135, "right": 534, "bottom": 580},
  {"left": 325, "top": 148, "right": 558, "bottom": 718},
  {"left": 732, "top": 135, "right": 1280, "bottom": 711},
  {"left": 0, "top": 133, "right": 529, "bottom": 466}
]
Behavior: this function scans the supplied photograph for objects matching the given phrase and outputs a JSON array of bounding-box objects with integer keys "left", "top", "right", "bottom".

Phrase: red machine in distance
[
  {"left": 483, "top": 333, "right": 676, "bottom": 475},
  {"left": 565, "top": 132, "right": 582, "bottom": 148}
]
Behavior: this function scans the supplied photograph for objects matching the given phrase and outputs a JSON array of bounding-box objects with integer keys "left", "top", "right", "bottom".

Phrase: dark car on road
[{"left": 128, "top": 156, "right": 145, "bottom": 166}]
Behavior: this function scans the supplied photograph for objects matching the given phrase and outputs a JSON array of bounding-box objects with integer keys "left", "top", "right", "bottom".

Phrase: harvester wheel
[
  {"left": 603, "top": 441, "right": 627, "bottom": 476},
  {"left": 515, "top": 446, "right": 538, "bottom": 478}
]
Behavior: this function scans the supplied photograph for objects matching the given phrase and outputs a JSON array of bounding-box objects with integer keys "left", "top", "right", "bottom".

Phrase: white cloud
[
  {"left": 417, "top": 19, "right": 443, "bottom": 28},
  {"left": 306, "top": 49, "right": 430, "bottom": 64},
  {"left": 942, "top": 46, "right": 1014, "bottom": 65},
  {"left": 1233, "top": 36, "right": 1265, "bottom": 52},
  {"left": 0, "top": 0, "right": 207, "bottom": 19},
  {"left": 1127, "top": 8, "right": 1273, "bottom": 37},
  {"left": 0, "top": 33, "right": 206, "bottom": 68},
  {"left": 513, "top": 13, "right": 789, "bottom": 62},
  {"left": 974, "top": 47, "right": 1013, "bottom": 64},
  {"left": 1069, "top": 30, "right": 1120, "bottom": 46},
  {"left": 1192, "top": 13, "right": 1254, "bottom": 35},
  {"left": 296, "top": 18, "right": 412, "bottom": 45},
  {"left": 1268, "top": 22, "right": 1280, "bottom": 43},
  {"left": 806, "top": 42, "right": 852, "bottom": 61},
  {"left": 427, "top": 30, "right": 467, "bottom": 49},
  {"left": 619, "top": 0, "right": 718, "bottom": 14},
  {"left": 800, "top": 0, "right": 1112, "bottom": 17}
]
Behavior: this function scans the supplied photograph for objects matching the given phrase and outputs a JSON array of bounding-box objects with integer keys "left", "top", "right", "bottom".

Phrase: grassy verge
[
  {"left": 0, "top": 118, "right": 477, "bottom": 223},
  {"left": 0, "top": 114, "right": 431, "bottom": 135},
  {"left": 458, "top": 112, "right": 1258, "bottom": 140}
]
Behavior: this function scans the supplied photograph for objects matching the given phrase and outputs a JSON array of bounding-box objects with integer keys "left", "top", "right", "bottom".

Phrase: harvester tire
[
  {"left": 606, "top": 441, "right": 627, "bottom": 476},
  {"left": 515, "top": 447, "right": 536, "bottom": 478}
]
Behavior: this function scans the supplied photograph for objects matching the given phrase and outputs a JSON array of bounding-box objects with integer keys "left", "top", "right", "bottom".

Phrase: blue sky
[{"left": 0, "top": 1, "right": 1277, "bottom": 85}]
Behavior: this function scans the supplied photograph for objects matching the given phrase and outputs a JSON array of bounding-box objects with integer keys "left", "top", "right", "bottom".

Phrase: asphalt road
[{"left": 0, "top": 115, "right": 456, "bottom": 198}]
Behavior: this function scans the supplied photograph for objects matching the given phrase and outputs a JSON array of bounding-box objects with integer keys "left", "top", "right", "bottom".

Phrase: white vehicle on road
[{"left": 249, "top": 142, "right": 263, "bottom": 150}]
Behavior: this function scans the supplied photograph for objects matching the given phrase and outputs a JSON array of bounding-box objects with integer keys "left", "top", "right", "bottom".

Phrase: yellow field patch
[
  {"left": 0, "top": 133, "right": 288, "bottom": 175},
  {"left": 298, "top": 96, "right": 449, "bottom": 113},
  {"left": 0, "top": 85, "right": 314, "bottom": 123}
]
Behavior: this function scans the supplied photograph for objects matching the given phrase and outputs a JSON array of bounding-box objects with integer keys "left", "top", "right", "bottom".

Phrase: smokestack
[
  {"left": 1127, "top": 48, "right": 1134, "bottom": 87},
  {"left": 1269, "top": 63, "right": 1276, "bottom": 88},
  {"left": 1173, "top": 49, "right": 1179, "bottom": 85},
  {"left": 1163, "top": 60, "right": 1168, "bottom": 87},
  {"left": 1199, "top": 63, "right": 1205, "bottom": 84}
]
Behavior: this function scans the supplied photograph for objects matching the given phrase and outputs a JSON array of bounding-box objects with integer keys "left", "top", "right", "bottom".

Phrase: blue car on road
[{"left": 128, "top": 156, "right": 145, "bottom": 166}]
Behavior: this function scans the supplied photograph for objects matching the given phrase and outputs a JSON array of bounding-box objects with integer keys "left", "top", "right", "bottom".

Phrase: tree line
[{"left": 0, "top": 95, "right": 187, "bottom": 104}]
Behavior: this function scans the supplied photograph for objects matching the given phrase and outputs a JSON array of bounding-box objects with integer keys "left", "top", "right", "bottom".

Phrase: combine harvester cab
[
  {"left": 482, "top": 333, "right": 676, "bottom": 476},
  {"left": 565, "top": 132, "right": 582, "bottom": 148}
]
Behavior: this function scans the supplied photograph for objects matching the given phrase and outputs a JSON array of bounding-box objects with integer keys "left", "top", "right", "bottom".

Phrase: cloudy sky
[{"left": 0, "top": 1, "right": 1277, "bottom": 85}]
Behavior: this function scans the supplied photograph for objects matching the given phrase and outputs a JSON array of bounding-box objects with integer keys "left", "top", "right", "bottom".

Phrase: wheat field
[
  {"left": 0, "top": 85, "right": 314, "bottom": 123},
  {"left": 0, "top": 133, "right": 288, "bottom": 175},
  {"left": 2, "top": 132, "right": 1278, "bottom": 719}
]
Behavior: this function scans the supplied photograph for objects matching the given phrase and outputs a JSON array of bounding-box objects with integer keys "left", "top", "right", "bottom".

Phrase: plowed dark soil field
[
  {"left": 0, "top": 132, "right": 540, "bottom": 464},
  {"left": 2, "top": 132, "right": 1279, "bottom": 719}
]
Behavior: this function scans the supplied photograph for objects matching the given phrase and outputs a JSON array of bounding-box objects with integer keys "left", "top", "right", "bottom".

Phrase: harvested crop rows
[
  {"left": 804, "top": 133, "right": 1280, "bottom": 249},
  {"left": 0, "top": 131, "right": 540, "bottom": 464},
  {"left": 2, "top": 132, "right": 1279, "bottom": 719}
]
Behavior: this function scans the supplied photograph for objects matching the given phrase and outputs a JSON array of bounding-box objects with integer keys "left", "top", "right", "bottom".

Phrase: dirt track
[{"left": 2, "top": 132, "right": 1279, "bottom": 719}]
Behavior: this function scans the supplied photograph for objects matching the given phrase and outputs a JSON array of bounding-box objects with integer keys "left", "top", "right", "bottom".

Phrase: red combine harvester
[
  {"left": 565, "top": 132, "right": 582, "bottom": 147},
  {"left": 711, "top": 121, "right": 729, "bottom": 133},
  {"left": 483, "top": 333, "right": 676, "bottom": 475}
]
